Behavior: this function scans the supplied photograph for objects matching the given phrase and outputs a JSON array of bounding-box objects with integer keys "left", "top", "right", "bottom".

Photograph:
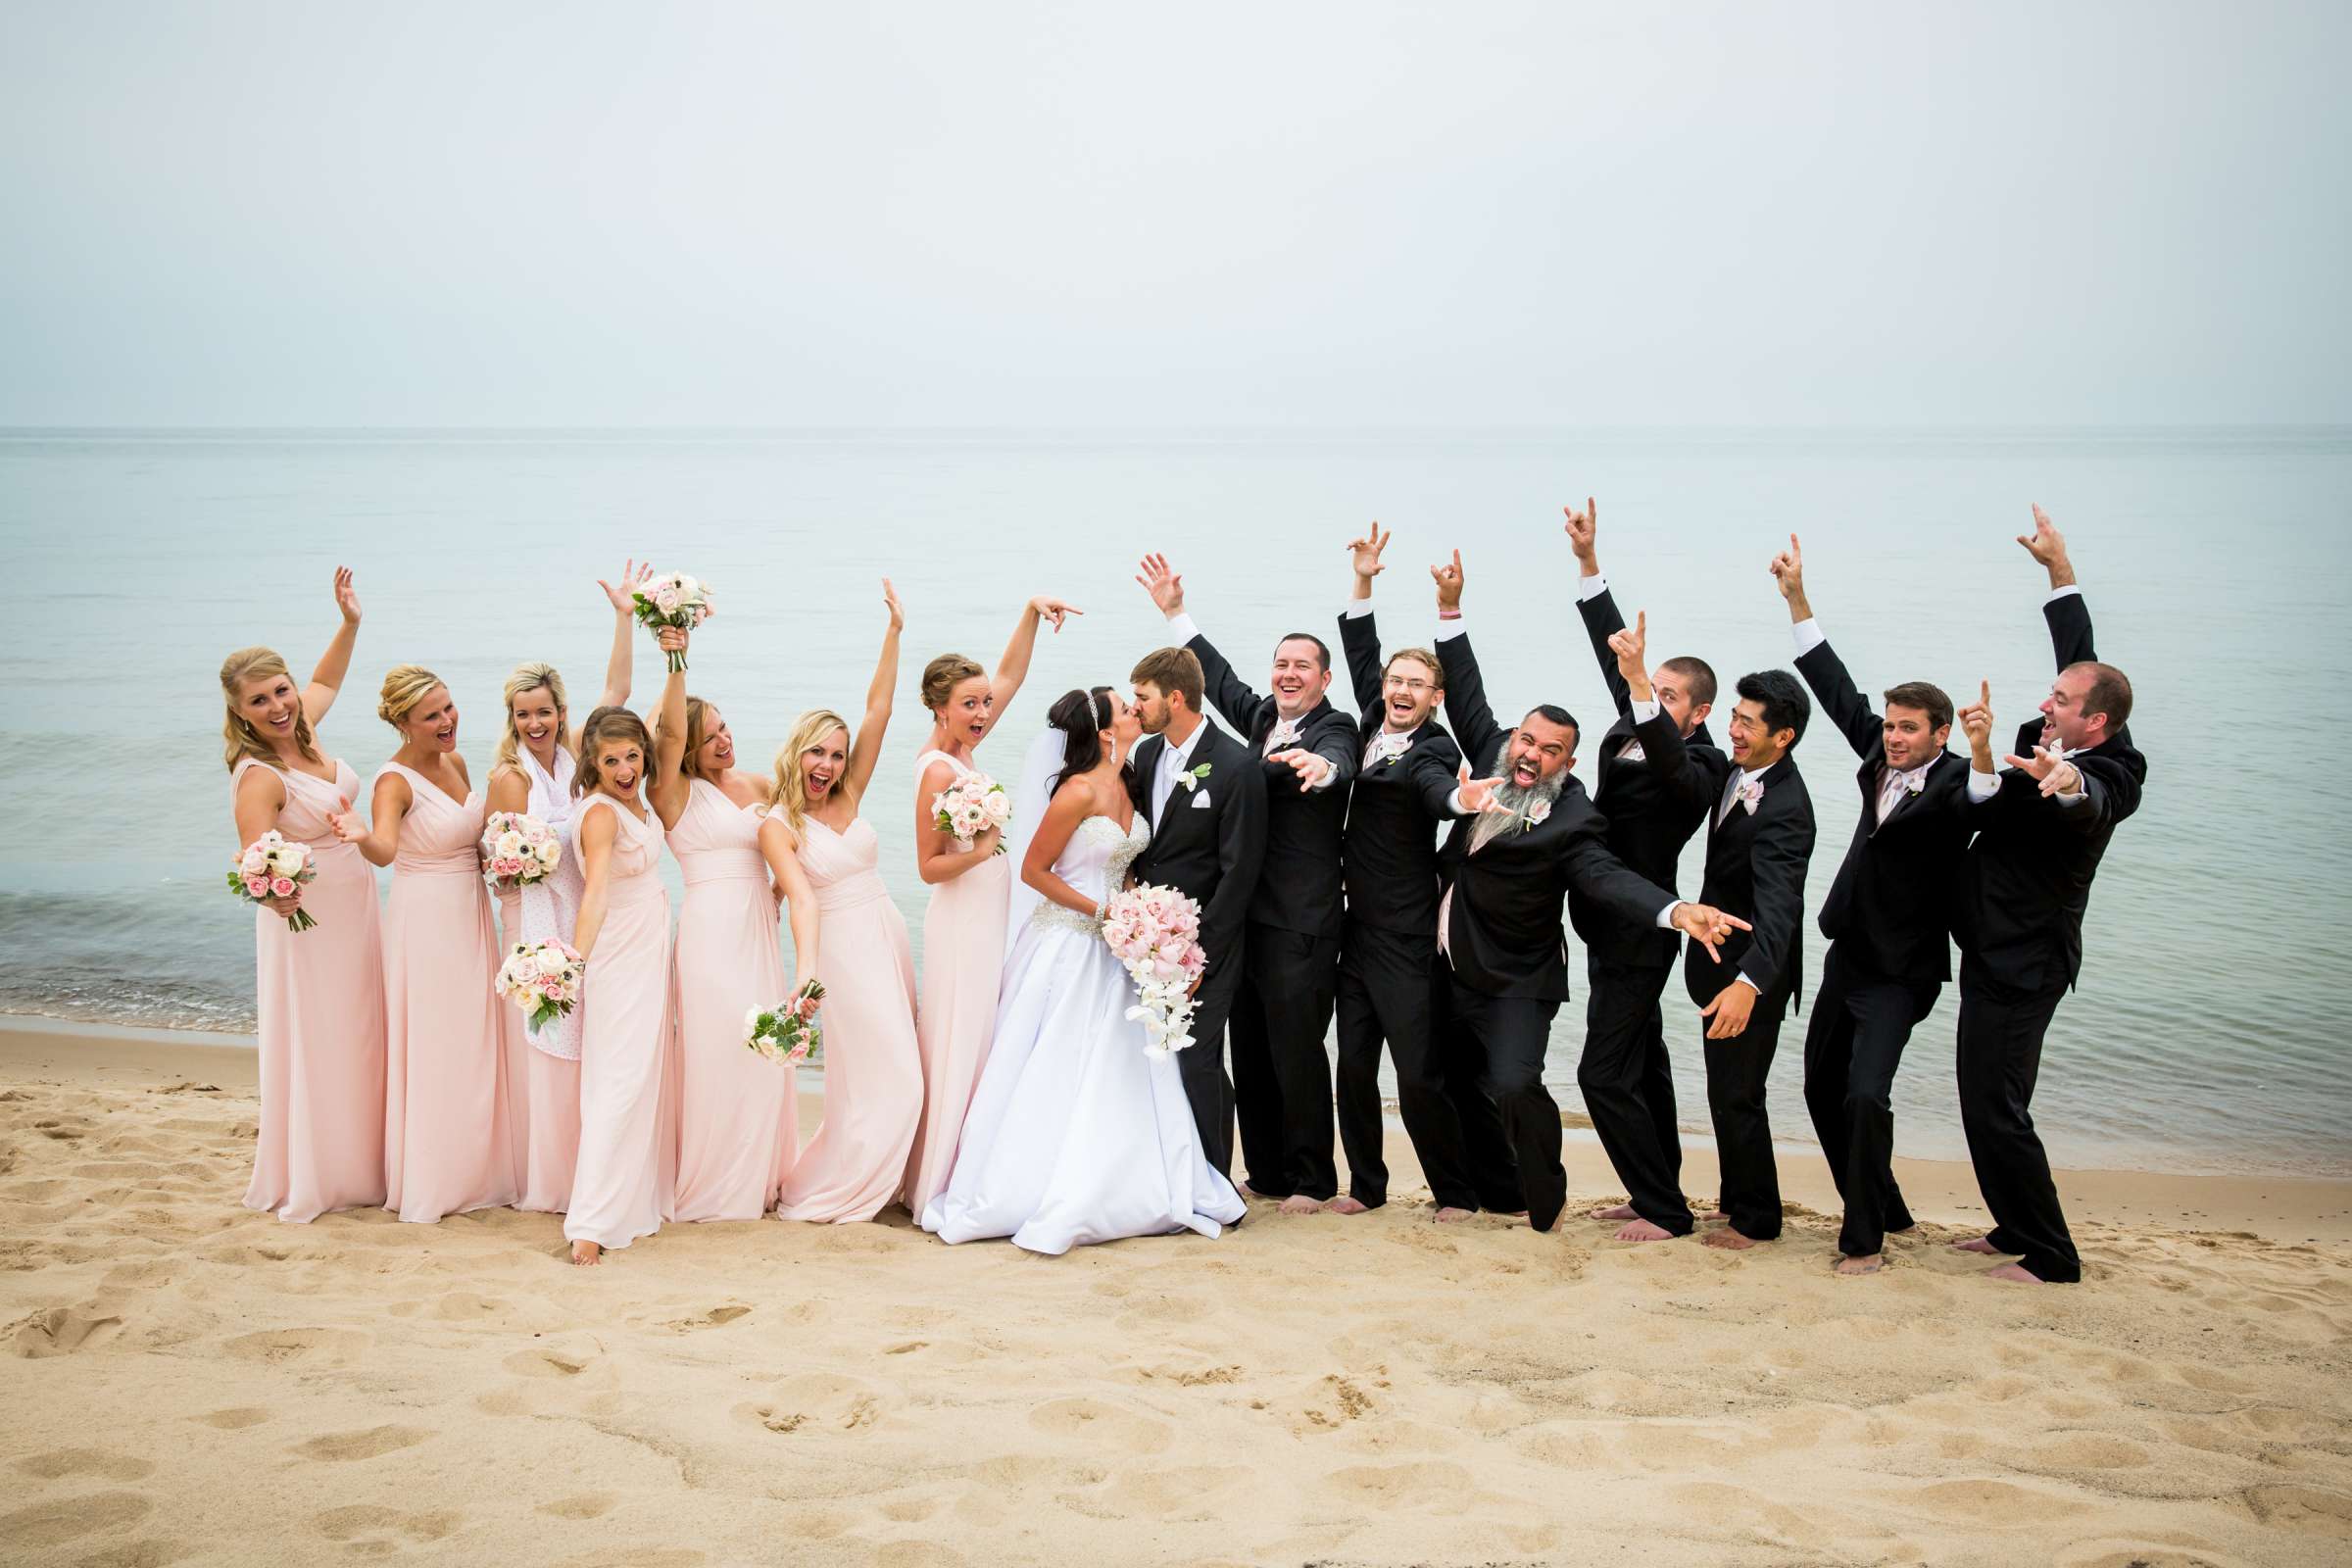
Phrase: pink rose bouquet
[
  {"left": 1102, "top": 883, "right": 1208, "bottom": 1057},
  {"left": 744, "top": 979, "right": 826, "bottom": 1065},
  {"left": 931, "top": 771, "right": 1011, "bottom": 852},
  {"left": 631, "top": 570, "right": 713, "bottom": 672},
  {"left": 227, "top": 830, "right": 318, "bottom": 932},
  {"left": 479, "top": 810, "right": 564, "bottom": 895},
  {"left": 497, "top": 939, "right": 585, "bottom": 1036}
]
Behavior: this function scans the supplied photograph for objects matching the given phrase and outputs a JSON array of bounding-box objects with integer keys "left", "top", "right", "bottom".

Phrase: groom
[{"left": 1128, "top": 646, "right": 1269, "bottom": 1178}]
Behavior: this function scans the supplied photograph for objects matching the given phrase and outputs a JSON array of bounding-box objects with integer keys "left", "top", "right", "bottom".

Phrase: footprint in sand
[
  {"left": 2243, "top": 1484, "right": 2352, "bottom": 1539},
  {"left": 221, "top": 1326, "right": 368, "bottom": 1364},
  {"left": 291, "top": 1425, "right": 432, "bottom": 1462},
  {"left": 70, "top": 1540, "right": 193, "bottom": 1568},
  {"left": 537, "top": 1494, "right": 616, "bottom": 1520},
  {"left": 662, "top": 1303, "right": 751, "bottom": 1332},
  {"left": 1028, "top": 1397, "right": 1173, "bottom": 1454},
  {"left": 735, "top": 1374, "right": 886, "bottom": 1435},
  {"left": 504, "top": 1346, "right": 596, "bottom": 1379},
  {"left": 194, "top": 1408, "right": 272, "bottom": 1430},
  {"left": 2028, "top": 1434, "right": 2152, "bottom": 1471},
  {"left": 0, "top": 1491, "right": 155, "bottom": 1548},
  {"left": 313, "top": 1504, "right": 458, "bottom": 1546},
  {"left": 9, "top": 1305, "right": 124, "bottom": 1358},
  {"left": 14, "top": 1447, "right": 155, "bottom": 1482}
]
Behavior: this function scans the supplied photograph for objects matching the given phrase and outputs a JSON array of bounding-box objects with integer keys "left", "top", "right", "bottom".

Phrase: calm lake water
[{"left": 2, "top": 426, "right": 2343, "bottom": 1176}]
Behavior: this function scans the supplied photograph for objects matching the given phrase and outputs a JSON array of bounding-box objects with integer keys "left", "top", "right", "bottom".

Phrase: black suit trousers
[
  {"left": 1702, "top": 990, "right": 1788, "bottom": 1242},
  {"left": 1445, "top": 978, "right": 1564, "bottom": 1230},
  {"left": 1334, "top": 922, "right": 1477, "bottom": 1209},
  {"left": 1577, "top": 956, "right": 1692, "bottom": 1235},
  {"left": 1955, "top": 957, "right": 2081, "bottom": 1283},
  {"left": 1178, "top": 954, "right": 1245, "bottom": 1180},
  {"left": 1802, "top": 943, "right": 1939, "bottom": 1257},
  {"left": 1230, "top": 922, "right": 1342, "bottom": 1200}
]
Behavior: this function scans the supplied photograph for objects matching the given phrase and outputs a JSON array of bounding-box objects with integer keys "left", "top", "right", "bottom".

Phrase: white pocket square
[{"left": 1190, "top": 790, "right": 1213, "bottom": 809}]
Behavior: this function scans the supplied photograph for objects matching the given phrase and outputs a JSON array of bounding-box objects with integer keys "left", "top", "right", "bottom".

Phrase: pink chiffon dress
[
  {"left": 669, "top": 777, "right": 797, "bottom": 1221},
  {"left": 235, "top": 757, "right": 388, "bottom": 1222},
  {"left": 495, "top": 745, "right": 585, "bottom": 1213},
  {"left": 564, "top": 794, "right": 678, "bottom": 1251},
  {"left": 902, "top": 749, "right": 1010, "bottom": 1214},
  {"left": 773, "top": 811, "right": 922, "bottom": 1224},
  {"left": 377, "top": 761, "right": 526, "bottom": 1223}
]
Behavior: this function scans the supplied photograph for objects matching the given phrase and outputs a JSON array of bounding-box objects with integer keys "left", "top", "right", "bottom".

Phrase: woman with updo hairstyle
[
  {"left": 901, "top": 593, "right": 1080, "bottom": 1215},
  {"left": 564, "top": 692, "right": 679, "bottom": 1265},
  {"left": 483, "top": 562, "right": 652, "bottom": 1214},
  {"left": 223, "top": 567, "right": 385, "bottom": 1222},
  {"left": 330, "top": 662, "right": 524, "bottom": 1223},
  {"left": 770, "top": 580, "right": 925, "bottom": 1224}
]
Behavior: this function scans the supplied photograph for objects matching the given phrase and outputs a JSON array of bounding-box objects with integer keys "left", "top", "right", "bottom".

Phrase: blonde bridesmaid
[
  {"left": 565, "top": 700, "right": 679, "bottom": 1264},
  {"left": 773, "top": 581, "right": 924, "bottom": 1225},
  {"left": 224, "top": 567, "right": 385, "bottom": 1222},
  {"left": 902, "top": 593, "right": 1080, "bottom": 1214},
  {"left": 331, "top": 666, "right": 523, "bottom": 1223},
  {"left": 485, "top": 561, "right": 652, "bottom": 1213},
  {"left": 652, "top": 624, "right": 822, "bottom": 1222}
]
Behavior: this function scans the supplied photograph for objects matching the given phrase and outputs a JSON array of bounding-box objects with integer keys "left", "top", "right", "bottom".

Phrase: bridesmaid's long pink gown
[
  {"left": 564, "top": 794, "right": 678, "bottom": 1251},
  {"left": 378, "top": 762, "right": 526, "bottom": 1223},
  {"left": 773, "top": 812, "right": 922, "bottom": 1224},
  {"left": 236, "top": 758, "right": 387, "bottom": 1222},
  {"left": 670, "top": 778, "right": 796, "bottom": 1221},
  {"left": 902, "top": 750, "right": 1009, "bottom": 1215}
]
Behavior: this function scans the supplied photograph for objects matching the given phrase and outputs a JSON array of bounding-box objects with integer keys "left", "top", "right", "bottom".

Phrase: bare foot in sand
[
  {"left": 1986, "top": 1262, "right": 2045, "bottom": 1284},
  {"left": 1279, "top": 1194, "right": 1325, "bottom": 1215},
  {"left": 1951, "top": 1236, "right": 2000, "bottom": 1254},
  {"left": 569, "top": 1240, "right": 602, "bottom": 1267},
  {"left": 1700, "top": 1209, "right": 1728, "bottom": 1223},
  {"left": 1237, "top": 1181, "right": 1265, "bottom": 1201},
  {"left": 1590, "top": 1202, "right": 1637, "bottom": 1221},
  {"left": 1434, "top": 1206, "right": 1474, "bottom": 1223},
  {"left": 1701, "top": 1228, "right": 1761, "bottom": 1250},
  {"left": 1327, "top": 1197, "right": 1370, "bottom": 1215},
  {"left": 1835, "top": 1252, "right": 1885, "bottom": 1276},
  {"left": 1614, "top": 1218, "right": 1674, "bottom": 1243}
]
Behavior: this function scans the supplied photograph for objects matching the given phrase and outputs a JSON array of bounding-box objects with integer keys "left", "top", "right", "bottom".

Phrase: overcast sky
[{"left": 3, "top": 2, "right": 2345, "bottom": 427}]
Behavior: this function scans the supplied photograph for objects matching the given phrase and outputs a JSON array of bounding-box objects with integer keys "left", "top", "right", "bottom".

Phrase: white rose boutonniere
[{"left": 1177, "top": 761, "right": 1212, "bottom": 793}]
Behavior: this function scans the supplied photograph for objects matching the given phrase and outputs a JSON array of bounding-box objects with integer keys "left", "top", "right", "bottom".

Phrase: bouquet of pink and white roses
[
  {"left": 497, "top": 939, "right": 585, "bottom": 1036},
  {"left": 1102, "top": 883, "right": 1208, "bottom": 1057},
  {"left": 931, "top": 771, "right": 1011, "bottom": 852},
  {"left": 744, "top": 979, "right": 826, "bottom": 1065},
  {"left": 631, "top": 570, "right": 713, "bottom": 672},
  {"left": 479, "top": 811, "right": 564, "bottom": 895},
  {"left": 228, "top": 831, "right": 319, "bottom": 931}
]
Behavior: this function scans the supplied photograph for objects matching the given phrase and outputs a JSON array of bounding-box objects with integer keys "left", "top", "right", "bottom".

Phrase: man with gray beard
[{"left": 1428, "top": 551, "right": 1750, "bottom": 1232}]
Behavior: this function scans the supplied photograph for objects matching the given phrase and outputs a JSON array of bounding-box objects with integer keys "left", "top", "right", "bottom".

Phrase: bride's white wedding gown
[{"left": 919, "top": 812, "right": 1245, "bottom": 1254}]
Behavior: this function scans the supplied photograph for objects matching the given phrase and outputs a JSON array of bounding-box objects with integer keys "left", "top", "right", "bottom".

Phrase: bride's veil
[{"left": 1003, "top": 723, "right": 1069, "bottom": 957}]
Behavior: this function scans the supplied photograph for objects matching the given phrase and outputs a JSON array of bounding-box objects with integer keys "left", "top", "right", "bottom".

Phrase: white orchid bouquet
[
  {"left": 228, "top": 830, "right": 318, "bottom": 932},
  {"left": 478, "top": 810, "right": 564, "bottom": 895},
  {"left": 1102, "top": 884, "right": 1208, "bottom": 1057},
  {"left": 744, "top": 979, "right": 826, "bottom": 1066},
  {"left": 497, "top": 939, "right": 585, "bottom": 1035},
  {"left": 931, "top": 771, "right": 1011, "bottom": 852},
  {"left": 632, "top": 570, "right": 713, "bottom": 672}
]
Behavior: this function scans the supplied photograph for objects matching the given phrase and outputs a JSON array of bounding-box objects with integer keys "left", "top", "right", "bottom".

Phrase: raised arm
[
  {"left": 647, "top": 631, "right": 692, "bottom": 829},
  {"left": 757, "top": 815, "right": 821, "bottom": 989},
  {"left": 2018, "top": 504, "right": 2095, "bottom": 668},
  {"left": 1339, "top": 527, "right": 1390, "bottom": 716},
  {"left": 1563, "top": 498, "right": 1636, "bottom": 719},
  {"left": 330, "top": 770, "right": 411, "bottom": 868},
  {"left": 1430, "top": 549, "right": 1506, "bottom": 764},
  {"left": 1773, "top": 534, "right": 1880, "bottom": 760},
  {"left": 842, "top": 579, "right": 903, "bottom": 804},
  {"left": 592, "top": 560, "right": 653, "bottom": 715},
  {"left": 1138, "top": 553, "right": 1269, "bottom": 730},
  {"left": 300, "top": 567, "right": 363, "bottom": 727},
  {"left": 983, "top": 595, "right": 1082, "bottom": 740}
]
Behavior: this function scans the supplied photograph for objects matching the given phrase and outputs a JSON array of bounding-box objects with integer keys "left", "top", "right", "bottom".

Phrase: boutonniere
[
  {"left": 1177, "top": 761, "right": 1212, "bottom": 792},
  {"left": 1737, "top": 777, "right": 1765, "bottom": 814},
  {"left": 1906, "top": 780, "right": 1924, "bottom": 797},
  {"left": 1520, "top": 799, "right": 1552, "bottom": 832}
]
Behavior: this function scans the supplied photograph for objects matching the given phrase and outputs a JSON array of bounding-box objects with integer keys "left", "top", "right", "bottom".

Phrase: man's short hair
[
  {"left": 1659, "top": 655, "right": 1717, "bottom": 710},
  {"left": 1383, "top": 647, "right": 1444, "bottom": 689},
  {"left": 2070, "top": 661, "right": 2133, "bottom": 732},
  {"left": 1276, "top": 632, "right": 1332, "bottom": 672},
  {"left": 1131, "top": 647, "right": 1205, "bottom": 711},
  {"left": 1521, "top": 703, "right": 1580, "bottom": 751},
  {"left": 1737, "top": 670, "right": 1810, "bottom": 745},
  {"left": 1882, "top": 680, "right": 1954, "bottom": 732}
]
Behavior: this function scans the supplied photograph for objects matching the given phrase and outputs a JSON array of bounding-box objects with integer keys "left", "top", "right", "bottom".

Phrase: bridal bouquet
[
  {"left": 931, "top": 771, "right": 1011, "bottom": 851},
  {"left": 497, "top": 939, "right": 585, "bottom": 1036},
  {"left": 632, "top": 570, "right": 713, "bottom": 672},
  {"left": 744, "top": 979, "right": 826, "bottom": 1066},
  {"left": 228, "top": 831, "right": 319, "bottom": 932},
  {"left": 1102, "top": 884, "right": 1207, "bottom": 1057},
  {"left": 479, "top": 810, "right": 563, "bottom": 894}
]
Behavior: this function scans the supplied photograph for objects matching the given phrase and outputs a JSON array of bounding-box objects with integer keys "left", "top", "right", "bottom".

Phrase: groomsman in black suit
[
  {"left": 1560, "top": 499, "right": 1721, "bottom": 1243},
  {"left": 1947, "top": 507, "right": 2145, "bottom": 1285},
  {"left": 1127, "top": 645, "right": 1269, "bottom": 1179},
  {"left": 1427, "top": 551, "right": 1750, "bottom": 1234},
  {"left": 1772, "top": 534, "right": 1975, "bottom": 1275},
  {"left": 1330, "top": 526, "right": 1494, "bottom": 1218},
  {"left": 1137, "top": 554, "right": 1360, "bottom": 1213},
  {"left": 1617, "top": 622, "right": 1818, "bottom": 1250}
]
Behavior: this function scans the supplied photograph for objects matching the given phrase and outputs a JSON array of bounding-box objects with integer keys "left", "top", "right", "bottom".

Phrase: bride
[{"left": 920, "top": 686, "right": 1245, "bottom": 1253}]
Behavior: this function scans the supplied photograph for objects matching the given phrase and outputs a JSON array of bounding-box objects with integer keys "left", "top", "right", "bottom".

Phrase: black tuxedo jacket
[
  {"left": 1954, "top": 590, "right": 2147, "bottom": 993},
  {"left": 1631, "top": 709, "right": 1817, "bottom": 1009},
  {"left": 1187, "top": 629, "right": 1359, "bottom": 937},
  {"left": 1575, "top": 584, "right": 1720, "bottom": 967},
  {"left": 1794, "top": 638, "right": 1974, "bottom": 985},
  {"left": 1435, "top": 631, "right": 1676, "bottom": 1003},
  {"left": 1126, "top": 720, "right": 1268, "bottom": 979},
  {"left": 1335, "top": 610, "right": 1462, "bottom": 940}
]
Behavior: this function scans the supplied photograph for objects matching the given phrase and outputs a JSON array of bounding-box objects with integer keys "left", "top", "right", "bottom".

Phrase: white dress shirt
[{"left": 1151, "top": 718, "right": 1207, "bottom": 823}]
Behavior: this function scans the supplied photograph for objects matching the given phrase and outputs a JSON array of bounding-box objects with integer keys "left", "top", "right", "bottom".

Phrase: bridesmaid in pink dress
[
  {"left": 773, "top": 581, "right": 925, "bottom": 1225},
  {"left": 222, "top": 567, "right": 385, "bottom": 1222},
  {"left": 330, "top": 665, "right": 524, "bottom": 1223},
  {"left": 902, "top": 593, "right": 1081, "bottom": 1214},
  {"left": 651, "top": 624, "right": 822, "bottom": 1222},
  {"left": 565, "top": 702, "right": 679, "bottom": 1265},
  {"left": 485, "top": 562, "right": 653, "bottom": 1213}
]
